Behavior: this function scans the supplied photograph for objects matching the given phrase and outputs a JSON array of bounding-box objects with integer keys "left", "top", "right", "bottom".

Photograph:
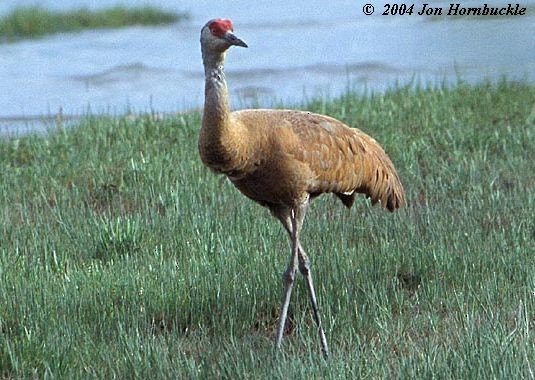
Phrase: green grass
[
  {"left": 0, "top": 6, "right": 186, "bottom": 42},
  {"left": 1, "top": 80, "right": 534, "bottom": 378}
]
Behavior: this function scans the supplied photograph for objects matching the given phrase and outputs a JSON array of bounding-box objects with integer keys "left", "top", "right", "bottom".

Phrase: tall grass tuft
[
  {"left": 94, "top": 216, "right": 143, "bottom": 261},
  {"left": 0, "top": 6, "right": 187, "bottom": 42}
]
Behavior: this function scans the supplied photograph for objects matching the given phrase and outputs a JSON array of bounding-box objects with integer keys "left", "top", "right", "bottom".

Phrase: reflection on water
[{"left": 0, "top": 0, "right": 534, "bottom": 135}]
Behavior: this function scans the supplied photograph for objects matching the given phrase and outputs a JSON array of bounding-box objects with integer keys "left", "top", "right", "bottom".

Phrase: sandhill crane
[{"left": 199, "top": 19, "right": 405, "bottom": 357}]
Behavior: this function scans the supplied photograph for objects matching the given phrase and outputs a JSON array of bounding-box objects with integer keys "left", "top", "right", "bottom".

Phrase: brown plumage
[{"left": 199, "top": 19, "right": 405, "bottom": 357}]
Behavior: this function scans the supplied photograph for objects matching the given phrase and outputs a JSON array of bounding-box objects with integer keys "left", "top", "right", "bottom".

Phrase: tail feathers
[
  {"left": 336, "top": 166, "right": 405, "bottom": 212},
  {"left": 361, "top": 164, "right": 405, "bottom": 212}
]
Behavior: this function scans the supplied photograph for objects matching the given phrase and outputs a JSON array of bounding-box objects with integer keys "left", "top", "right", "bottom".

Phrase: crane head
[{"left": 201, "top": 19, "right": 248, "bottom": 53}]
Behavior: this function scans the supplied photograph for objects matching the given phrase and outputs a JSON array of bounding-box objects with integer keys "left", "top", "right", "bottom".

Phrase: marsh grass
[
  {"left": 0, "top": 6, "right": 186, "bottom": 42},
  {"left": 0, "top": 81, "right": 534, "bottom": 378}
]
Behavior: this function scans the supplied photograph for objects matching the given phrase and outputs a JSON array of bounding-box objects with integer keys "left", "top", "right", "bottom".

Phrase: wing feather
[
  {"left": 232, "top": 109, "right": 405, "bottom": 211},
  {"left": 281, "top": 111, "right": 405, "bottom": 211}
]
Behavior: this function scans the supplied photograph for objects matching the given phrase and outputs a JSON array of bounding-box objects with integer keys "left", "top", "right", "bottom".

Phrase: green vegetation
[
  {"left": 1, "top": 81, "right": 534, "bottom": 377},
  {"left": 0, "top": 6, "right": 186, "bottom": 42}
]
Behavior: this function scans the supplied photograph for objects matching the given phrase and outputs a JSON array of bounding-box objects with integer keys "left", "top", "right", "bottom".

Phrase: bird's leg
[
  {"left": 274, "top": 207, "right": 300, "bottom": 350},
  {"left": 298, "top": 246, "right": 329, "bottom": 358},
  {"left": 272, "top": 203, "right": 329, "bottom": 356}
]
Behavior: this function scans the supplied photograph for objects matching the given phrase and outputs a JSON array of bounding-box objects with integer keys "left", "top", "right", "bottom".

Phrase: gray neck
[
  {"left": 202, "top": 50, "right": 225, "bottom": 78},
  {"left": 202, "top": 50, "right": 230, "bottom": 128}
]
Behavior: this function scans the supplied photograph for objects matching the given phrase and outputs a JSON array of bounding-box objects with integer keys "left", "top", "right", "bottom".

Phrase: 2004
[{"left": 382, "top": 4, "right": 415, "bottom": 15}]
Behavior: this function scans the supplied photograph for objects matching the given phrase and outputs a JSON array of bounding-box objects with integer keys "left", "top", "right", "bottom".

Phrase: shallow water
[{"left": 0, "top": 0, "right": 534, "bottom": 135}]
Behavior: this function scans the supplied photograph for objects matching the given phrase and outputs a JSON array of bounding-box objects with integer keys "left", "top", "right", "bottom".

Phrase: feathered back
[{"left": 231, "top": 109, "right": 405, "bottom": 211}]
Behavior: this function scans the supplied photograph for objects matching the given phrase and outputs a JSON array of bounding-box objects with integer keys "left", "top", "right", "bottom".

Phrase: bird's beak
[{"left": 224, "top": 32, "right": 248, "bottom": 48}]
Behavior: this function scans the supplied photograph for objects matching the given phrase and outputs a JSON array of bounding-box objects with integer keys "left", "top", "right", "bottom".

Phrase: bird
[{"left": 198, "top": 18, "right": 405, "bottom": 357}]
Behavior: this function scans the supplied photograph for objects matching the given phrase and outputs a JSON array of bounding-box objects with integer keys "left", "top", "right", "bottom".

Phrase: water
[{"left": 1, "top": 0, "right": 534, "bottom": 135}]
